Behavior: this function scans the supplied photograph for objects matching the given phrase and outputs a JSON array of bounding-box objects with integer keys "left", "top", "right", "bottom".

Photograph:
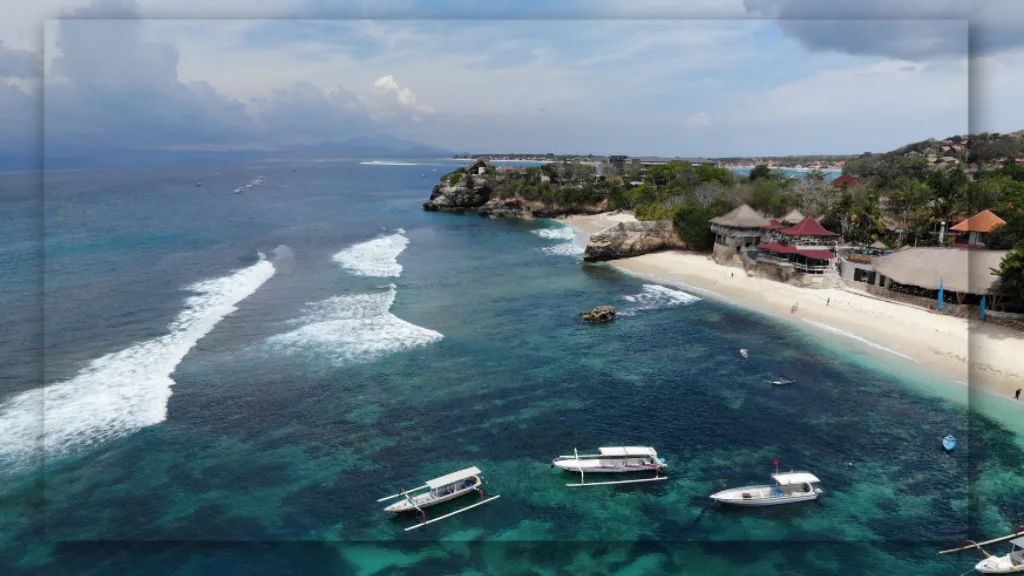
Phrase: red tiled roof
[
  {"left": 761, "top": 219, "right": 783, "bottom": 230},
  {"left": 796, "top": 249, "right": 836, "bottom": 260},
  {"left": 781, "top": 216, "right": 839, "bottom": 237},
  {"left": 949, "top": 209, "right": 1007, "bottom": 233},
  {"left": 758, "top": 242, "right": 798, "bottom": 254},
  {"left": 831, "top": 174, "right": 862, "bottom": 188}
]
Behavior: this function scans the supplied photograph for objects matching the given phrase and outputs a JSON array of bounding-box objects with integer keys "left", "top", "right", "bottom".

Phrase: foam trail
[
  {"left": 332, "top": 231, "right": 409, "bottom": 277},
  {"left": 803, "top": 319, "right": 918, "bottom": 363},
  {"left": 620, "top": 284, "right": 701, "bottom": 315},
  {"left": 542, "top": 242, "right": 585, "bottom": 256},
  {"left": 0, "top": 255, "right": 276, "bottom": 467},
  {"left": 360, "top": 160, "right": 435, "bottom": 166},
  {"left": 532, "top": 227, "right": 575, "bottom": 241},
  {"left": 266, "top": 284, "right": 442, "bottom": 367}
]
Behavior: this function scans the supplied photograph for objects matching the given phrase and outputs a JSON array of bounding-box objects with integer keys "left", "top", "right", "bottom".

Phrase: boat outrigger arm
[
  {"left": 939, "top": 527, "right": 1024, "bottom": 555},
  {"left": 565, "top": 447, "right": 669, "bottom": 488}
]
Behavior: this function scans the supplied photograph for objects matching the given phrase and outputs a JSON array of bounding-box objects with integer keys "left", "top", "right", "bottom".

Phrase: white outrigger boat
[
  {"left": 551, "top": 446, "right": 668, "bottom": 487},
  {"left": 710, "top": 469, "right": 823, "bottom": 506},
  {"left": 377, "top": 466, "right": 500, "bottom": 532},
  {"left": 770, "top": 377, "right": 794, "bottom": 386},
  {"left": 940, "top": 529, "right": 1024, "bottom": 574}
]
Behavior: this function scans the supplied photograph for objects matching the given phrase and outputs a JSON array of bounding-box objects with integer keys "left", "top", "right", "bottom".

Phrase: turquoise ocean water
[{"left": 1, "top": 159, "right": 1023, "bottom": 575}]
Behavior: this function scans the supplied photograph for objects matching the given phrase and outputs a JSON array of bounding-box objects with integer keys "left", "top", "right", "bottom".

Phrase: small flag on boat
[{"left": 773, "top": 458, "right": 779, "bottom": 466}]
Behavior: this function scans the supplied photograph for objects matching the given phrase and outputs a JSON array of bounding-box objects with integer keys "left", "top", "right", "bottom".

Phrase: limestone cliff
[{"left": 582, "top": 220, "right": 686, "bottom": 262}]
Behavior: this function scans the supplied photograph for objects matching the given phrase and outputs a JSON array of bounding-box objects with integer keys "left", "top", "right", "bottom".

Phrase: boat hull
[
  {"left": 552, "top": 458, "right": 666, "bottom": 474},
  {"left": 710, "top": 485, "right": 820, "bottom": 507},
  {"left": 384, "top": 477, "right": 481, "bottom": 513},
  {"left": 976, "top": 555, "right": 1024, "bottom": 574}
]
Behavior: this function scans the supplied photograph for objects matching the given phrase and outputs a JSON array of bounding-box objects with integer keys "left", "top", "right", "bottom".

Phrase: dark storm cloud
[{"left": 744, "top": 0, "right": 1023, "bottom": 59}]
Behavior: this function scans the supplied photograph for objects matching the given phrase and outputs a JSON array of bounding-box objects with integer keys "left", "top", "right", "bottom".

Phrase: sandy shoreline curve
[{"left": 563, "top": 212, "right": 1024, "bottom": 403}]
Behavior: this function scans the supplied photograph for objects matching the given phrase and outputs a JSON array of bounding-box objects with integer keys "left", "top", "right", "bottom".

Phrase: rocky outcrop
[
  {"left": 582, "top": 220, "right": 685, "bottom": 262},
  {"left": 478, "top": 197, "right": 609, "bottom": 219},
  {"left": 580, "top": 306, "right": 616, "bottom": 323},
  {"left": 423, "top": 173, "right": 492, "bottom": 212}
]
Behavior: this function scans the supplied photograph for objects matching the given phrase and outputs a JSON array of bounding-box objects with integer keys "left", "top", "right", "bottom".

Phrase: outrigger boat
[
  {"left": 710, "top": 463, "right": 823, "bottom": 506},
  {"left": 740, "top": 348, "right": 749, "bottom": 359},
  {"left": 377, "top": 466, "right": 500, "bottom": 532},
  {"left": 940, "top": 528, "right": 1024, "bottom": 574},
  {"left": 770, "top": 377, "right": 794, "bottom": 386},
  {"left": 551, "top": 446, "right": 668, "bottom": 487}
]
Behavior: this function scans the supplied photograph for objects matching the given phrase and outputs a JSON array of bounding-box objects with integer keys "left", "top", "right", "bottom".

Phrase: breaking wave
[
  {"left": 541, "top": 242, "right": 585, "bottom": 256},
  {"left": 266, "top": 284, "right": 443, "bottom": 367},
  {"left": 0, "top": 254, "right": 276, "bottom": 468},
  {"left": 620, "top": 284, "right": 701, "bottom": 315},
  {"left": 532, "top": 227, "right": 575, "bottom": 241},
  {"left": 360, "top": 160, "right": 433, "bottom": 166},
  {"left": 332, "top": 231, "right": 409, "bottom": 278}
]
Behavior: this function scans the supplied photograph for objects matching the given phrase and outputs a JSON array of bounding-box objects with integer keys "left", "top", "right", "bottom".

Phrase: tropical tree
[{"left": 994, "top": 242, "right": 1024, "bottom": 303}]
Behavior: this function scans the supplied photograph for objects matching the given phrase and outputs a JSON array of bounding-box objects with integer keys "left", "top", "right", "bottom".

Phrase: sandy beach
[{"left": 564, "top": 212, "right": 1024, "bottom": 401}]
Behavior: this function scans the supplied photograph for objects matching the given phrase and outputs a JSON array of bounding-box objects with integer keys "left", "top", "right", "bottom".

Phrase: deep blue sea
[{"left": 1, "top": 159, "right": 1023, "bottom": 575}]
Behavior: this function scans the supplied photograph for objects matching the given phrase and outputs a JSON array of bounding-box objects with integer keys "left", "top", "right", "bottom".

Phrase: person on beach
[
  {"left": 1016, "top": 388, "right": 1021, "bottom": 400},
  {"left": 827, "top": 297, "right": 830, "bottom": 306},
  {"left": 791, "top": 302, "right": 799, "bottom": 314}
]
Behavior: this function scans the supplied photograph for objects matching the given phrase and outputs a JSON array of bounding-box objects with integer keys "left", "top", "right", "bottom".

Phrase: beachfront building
[
  {"left": 756, "top": 216, "right": 840, "bottom": 275},
  {"left": 871, "top": 247, "right": 1010, "bottom": 311},
  {"left": 779, "top": 209, "right": 806, "bottom": 225},
  {"left": 710, "top": 204, "right": 771, "bottom": 261},
  {"left": 949, "top": 209, "right": 1006, "bottom": 248}
]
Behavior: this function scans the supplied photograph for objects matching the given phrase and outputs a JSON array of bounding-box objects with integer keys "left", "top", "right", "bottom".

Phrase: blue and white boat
[{"left": 942, "top": 434, "right": 956, "bottom": 452}]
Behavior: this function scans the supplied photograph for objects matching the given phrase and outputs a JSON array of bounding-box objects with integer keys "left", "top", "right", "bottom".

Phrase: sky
[{"left": 1, "top": 0, "right": 1023, "bottom": 158}]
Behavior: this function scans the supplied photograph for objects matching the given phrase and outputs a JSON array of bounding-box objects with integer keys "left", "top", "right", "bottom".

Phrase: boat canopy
[
  {"left": 772, "top": 472, "right": 820, "bottom": 485},
  {"left": 1011, "top": 537, "right": 1024, "bottom": 549},
  {"left": 599, "top": 447, "right": 657, "bottom": 457},
  {"left": 426, "top": 466, "right": 481, "bottom": 489}
]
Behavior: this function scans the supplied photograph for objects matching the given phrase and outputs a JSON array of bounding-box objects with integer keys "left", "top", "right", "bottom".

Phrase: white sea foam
[
  {"left": 360, "top": 160, "right": 429, "bottom": 166},
  {"left": 0, "top": 255, "right": 276, "bottom": 467},
  {"left": 332, "top": 232, "right": 409, "bottom": 277},
  {"left": 266, "top": 284, "right": 443, "bottom": 367},
  {"left": 803, "top": 319, "right": 918, "bottom": 363},
  {"left": 620, "top": 284, "right": 701, "bottom": 315},
  {"left": 541, "top": 242, "right": 585, "bottom": 256},
  {"left": 532, "top": 226, "right": 575, "bottom": 241}
]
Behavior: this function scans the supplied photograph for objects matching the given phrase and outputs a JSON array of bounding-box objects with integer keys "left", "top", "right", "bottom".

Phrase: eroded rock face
[
  {"left": 423, "top": 174, "right": 492, "bottom": 211},
  {"left": 580, "top": 305, "right": 616, "bottom": 323},
  {"left": 582, "top": 220, "right": 686, "bottom": 262}
]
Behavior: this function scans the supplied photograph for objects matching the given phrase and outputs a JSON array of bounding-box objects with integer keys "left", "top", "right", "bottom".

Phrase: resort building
[
  {"left": 949, "top": 209, "right": 1007, "bottom": 248},
  {"left": 710, "top": 204, "right": 771, "bottom": 260},
  {"left": 871, "top": 247, "right": 1010, "bottom": 310},
  {"left": 756, "top": 216, "right": 840, "bottom": 275},
  {"left": 831, "top": 175, "right": 863, "bottom": 189}
]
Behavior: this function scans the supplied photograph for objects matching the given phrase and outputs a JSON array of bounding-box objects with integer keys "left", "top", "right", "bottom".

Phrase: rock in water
[{"left": 580, "top": 305, "right": 617, "bottom": 323}]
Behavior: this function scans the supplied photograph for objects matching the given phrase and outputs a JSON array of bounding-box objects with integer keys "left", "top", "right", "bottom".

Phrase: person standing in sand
[
  {"left": 1016, "top": 388, "right": 1021, "bottom": 400},
  {"left": 791, "top": 302, "right": 799, "bottom": 314}
]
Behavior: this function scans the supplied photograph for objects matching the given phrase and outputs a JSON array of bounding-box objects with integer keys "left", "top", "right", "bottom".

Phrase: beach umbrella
[
  {"left": 981, "top": 294, "right": 987, "bottom": 320},
  {"left": 938, "top": 280, "right": 945, "bottom": 311}
]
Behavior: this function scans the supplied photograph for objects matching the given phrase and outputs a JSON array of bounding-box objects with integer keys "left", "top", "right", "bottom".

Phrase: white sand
[{"left": 564, "top": 213, "right": 1024, "bottom": 401}]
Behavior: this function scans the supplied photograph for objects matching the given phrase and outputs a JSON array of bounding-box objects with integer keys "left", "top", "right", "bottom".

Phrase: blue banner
[
  {"left": 981, "top": 295, "right": 987, "bottom": 320},
  {"left": 938, "top": 281, "right": 944, "bottom": 311}
]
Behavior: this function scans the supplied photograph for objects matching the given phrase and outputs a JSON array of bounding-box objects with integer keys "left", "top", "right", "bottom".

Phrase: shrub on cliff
[{"left": 672, "top": 200, "right": 733, "bottom": 251}]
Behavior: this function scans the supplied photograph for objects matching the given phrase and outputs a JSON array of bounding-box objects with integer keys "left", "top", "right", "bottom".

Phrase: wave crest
[
  {"left": 0, "top": 258, "right": 276, "bottom": 468},
  {"left": 266, "top": 285, "right": 442, "bottom": 367},
  {"left": 620, "top": 284, "right": 701, "bottom": 315},
  {"left": 332, "top": 232, "right": 409, "bottom": 278}
]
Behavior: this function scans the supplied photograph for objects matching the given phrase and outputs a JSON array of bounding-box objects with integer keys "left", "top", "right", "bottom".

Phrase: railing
[{"left": 792, "top": 262, "right": 832, "bottom": 274}]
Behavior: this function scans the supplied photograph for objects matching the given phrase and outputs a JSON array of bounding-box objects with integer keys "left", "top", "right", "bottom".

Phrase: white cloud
[
  {"left": 686, "top": 112, "right": 712, "bottom": 127},
  {"left": 372, "top": 74, "right": 434, "bottom": 115}
]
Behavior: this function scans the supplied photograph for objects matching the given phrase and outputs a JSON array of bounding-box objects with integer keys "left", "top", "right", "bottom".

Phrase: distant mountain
[{"left": 0, "top": 136, "right": 453, "bottom": 172}]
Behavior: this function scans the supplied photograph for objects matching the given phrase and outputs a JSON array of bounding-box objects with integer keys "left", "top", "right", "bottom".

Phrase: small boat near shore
[
  {"left": 740, "top": 349, "right": 749, "bottom": 359},
  {"left": 943, "top": 435, "right": 957, "bottom": 452},
  {"left": 552, "top": 446, "right": 668, "bottom": 487},
  {"left": 771, "top": 377, "right": 794, "bottom": 386},
  {"left": 378, "top": 466, "right": 500, "bottom": 531},
  {"left": 710, "top": 469, "right": 823, "bottom": 506},
  {"left": 940, "top": 530, "right": 1024, "bottom": 573}
]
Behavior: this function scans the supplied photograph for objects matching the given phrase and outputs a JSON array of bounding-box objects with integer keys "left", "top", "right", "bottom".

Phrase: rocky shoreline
[{"left": 423, "top": 166, "right": 684, "bottom": 261}]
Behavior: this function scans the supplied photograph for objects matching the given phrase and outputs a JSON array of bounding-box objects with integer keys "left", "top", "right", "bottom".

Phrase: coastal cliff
[
  {"left": 582, "top": 220, "right": 685, "bottom": 262},
  {"left": 424, "top": 160, "right": 684, "bottom": 262}
]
